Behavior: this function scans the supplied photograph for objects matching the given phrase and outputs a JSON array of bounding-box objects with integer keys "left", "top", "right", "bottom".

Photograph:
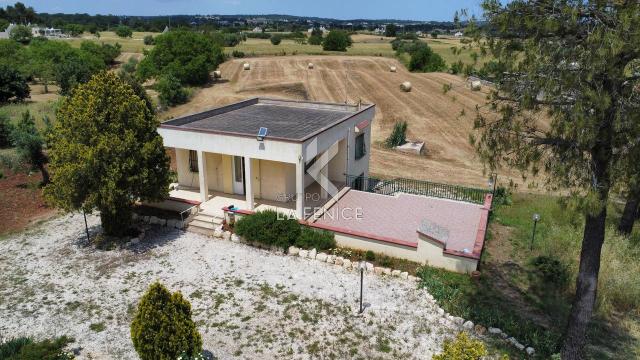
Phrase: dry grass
[
  {"left": 161, "top": 55, "right": 522, "bottom": 188},
  {"left": 58, "top": 31, "right": 157, "bottom": 53},
  {"left": 229, "top": 34, "right": 484, "bottom": 67}
]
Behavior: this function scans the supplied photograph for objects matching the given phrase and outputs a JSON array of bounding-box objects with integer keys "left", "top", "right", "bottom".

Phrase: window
[
  {"left": 355, "top": 133, "right": 366, "bottom": 160},
  {"left": 234, "top": 156, "right": 243, "bottom": 182},
  {"left": 352, "top": 173, "right": 365, "bottom": 191},
  {"left": 188, "top": 150, "right": 198, "bottom": 173}
]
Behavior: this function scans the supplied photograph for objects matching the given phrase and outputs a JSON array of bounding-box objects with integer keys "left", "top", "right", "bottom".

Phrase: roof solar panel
[{"left": 257, "top": 127, "right": 268, "bottom": 141}]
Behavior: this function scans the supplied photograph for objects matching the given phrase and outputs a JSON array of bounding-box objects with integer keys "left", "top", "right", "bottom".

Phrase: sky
[{"left": 1, "top": 0, "right": 484, "bottom": 21}]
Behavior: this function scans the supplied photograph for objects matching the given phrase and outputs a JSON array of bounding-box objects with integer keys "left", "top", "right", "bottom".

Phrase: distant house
[
  {"left": 31, "top": 26, "right": 64, "bottom": 38},
  {"left": 308, "top": 26, "right": 328, "bottom": 34},
  {"left": 0, "top": 23, "right": 15, "bottom": 39},
  {"left": 252, "top": 27, "right": 263, "bottom": 33},
  {"left": 163, "top": 26, "right": 170, "bottom": 33},
  {"left": 454, "top": 31, "right": 464, "bottom": 37},
  {"left": 373, "top": 25, "right": 386, "bottom": 35}
]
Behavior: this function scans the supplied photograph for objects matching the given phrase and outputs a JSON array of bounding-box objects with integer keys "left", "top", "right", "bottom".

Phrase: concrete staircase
[{"left": 186, "top": 211, "right": 224, "bottom": 236}]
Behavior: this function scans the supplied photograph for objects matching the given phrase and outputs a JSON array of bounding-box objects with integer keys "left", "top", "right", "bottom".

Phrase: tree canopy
[
  {"left": 322, "top": 30, "right": 352, "bottom": 52},
  {"left": 137, "top": 30, "right": 225, "bottom": 86},
  {"left": 45, "top": 72, "right": 170, "bottom": 236},
  {"left": 115, "top": 25, "right": 132, "bottom": 38},
  {"left": 472, "top": 1, "right": 640, "bottom": 358},
  {"left": 9, "top": 24, "right": 31, "bottom": 44},
  {"left": 0, "top": 63, "right": 29, "bottom": 103}
]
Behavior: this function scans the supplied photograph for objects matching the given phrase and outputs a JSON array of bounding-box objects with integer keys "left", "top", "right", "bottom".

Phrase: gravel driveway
[{"left": 0, "top": 214, "right": 462, "bottom": 359}]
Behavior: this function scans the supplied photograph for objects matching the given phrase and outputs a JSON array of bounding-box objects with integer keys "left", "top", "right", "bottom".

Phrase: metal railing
[
  {"left": 345, "top": 175, "right": 490, "bottom": 204},
  {"left": 179, "top": 205, "right": 200, "bottom": 229}
]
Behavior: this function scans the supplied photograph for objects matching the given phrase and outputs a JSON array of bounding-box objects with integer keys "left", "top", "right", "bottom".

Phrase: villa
[{"left": 151, "top": 97, "right": 491, "bottom": 273}]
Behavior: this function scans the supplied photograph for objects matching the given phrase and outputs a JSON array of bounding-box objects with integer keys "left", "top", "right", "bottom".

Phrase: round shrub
[
  {"left": 433, "top": 332, "right": 487, "bottom": 360},
  {"left": 131, "top": 282, "right": 202, "bottom": 360},
  {"left": 234, "top": 210, "right": 301, "bottom": 249},
  {"left": 295, "top": 228, "right": 336, "bottom": 251},
  {"left": 270, "top": 34, "right": 282, "bottom": 45}
]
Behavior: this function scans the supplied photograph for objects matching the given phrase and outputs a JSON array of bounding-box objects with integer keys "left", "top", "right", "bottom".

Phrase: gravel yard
[{"left": 0, "top": 214, "right": 464, "bottom": 359}]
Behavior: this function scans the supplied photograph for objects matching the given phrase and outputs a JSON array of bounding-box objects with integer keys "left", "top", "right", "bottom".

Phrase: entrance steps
[{"left": 186, "top": 211, "right": 224, "bottom": 236}]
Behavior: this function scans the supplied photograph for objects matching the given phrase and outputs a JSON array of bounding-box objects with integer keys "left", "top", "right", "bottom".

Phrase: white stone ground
[{"left": 0, "top": 214, "right": 465, "bottom": 359}]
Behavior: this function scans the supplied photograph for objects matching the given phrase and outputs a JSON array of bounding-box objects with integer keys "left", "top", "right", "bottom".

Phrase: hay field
[
  {"left": 161, "top": 56, "right": 516, "bottom": 189},
  {"left": 228, "top": 34, "right": 483, "bottom": 66}
]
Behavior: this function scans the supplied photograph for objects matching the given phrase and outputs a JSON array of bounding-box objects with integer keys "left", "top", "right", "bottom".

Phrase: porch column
[
  {"left": 197, "top": 150, "right": 208, "bottom": 203},
  {"left": 244, "top": 156, "right": 254, "bottom": 211},
  {"left": 296, "top": 159, "right": 305, "bottom": 219}
]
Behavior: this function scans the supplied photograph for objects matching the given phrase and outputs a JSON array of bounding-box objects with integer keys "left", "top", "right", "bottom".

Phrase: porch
[{"left": 169, "top": 181, "right": 340, "bottom": 220}]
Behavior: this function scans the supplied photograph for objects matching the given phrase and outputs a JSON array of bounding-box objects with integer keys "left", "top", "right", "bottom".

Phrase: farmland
[{"left": 162, "top": 55, "right": 510, "bottom": 189}]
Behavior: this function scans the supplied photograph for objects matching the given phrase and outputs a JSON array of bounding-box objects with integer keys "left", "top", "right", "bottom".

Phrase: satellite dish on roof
[{"left": 257, "top": 127, "right": 268, "bottom": 141}]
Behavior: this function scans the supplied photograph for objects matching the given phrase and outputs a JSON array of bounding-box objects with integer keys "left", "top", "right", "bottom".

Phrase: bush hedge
[
  {"left": 0, "top": 336, "right": 73, "bottom": 360},
  {"left": 131, "top": 282, "right": 202, "bottom": 360},
  {"left": 234, "top": 210, "right": 301, "bottom": 249},
  {"left": 234, "top": 210, "right": 337, "bottom": 251},
  {"left": 296, "top": 227, "right": 336, "bottom": 251},
  {"left": 432, "top": 332, "right": 487, "bottom": 360}
]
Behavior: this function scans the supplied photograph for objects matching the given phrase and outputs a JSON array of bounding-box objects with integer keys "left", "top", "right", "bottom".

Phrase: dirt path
[{"left": 161, "top": 56, "right": 529, "bottom": 189}]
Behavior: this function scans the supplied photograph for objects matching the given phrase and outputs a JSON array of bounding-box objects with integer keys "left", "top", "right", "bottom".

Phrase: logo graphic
[{"left": 305, "top": 137, "right": 340, "bottom": 197}]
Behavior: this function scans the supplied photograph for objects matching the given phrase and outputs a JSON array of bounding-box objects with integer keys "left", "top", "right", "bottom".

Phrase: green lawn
[
  {"left": 418, "top": 192, "right": 640, "bottom": 359},
  {"left": 0, "top": 99, "right": 58, "bottom": 128}
]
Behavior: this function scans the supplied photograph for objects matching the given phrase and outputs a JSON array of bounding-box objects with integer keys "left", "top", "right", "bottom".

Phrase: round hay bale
[
  {"left": 390, "top": 66, "right": 397, "bottom": 73},
  {"left": 243, "top": 63, "right": 251, "bottom": 70},
  {"left": 213, "top": 70, "right": 222, "bottom": 79},
  {"left": 470, "top": 80, "right": 482, "bottom": 91},
  {"left": 308, "top": 62, "right": 314, "bottom": 69},
  {"left": 400, "top": 81, "right": 412, "bottom": 92}
]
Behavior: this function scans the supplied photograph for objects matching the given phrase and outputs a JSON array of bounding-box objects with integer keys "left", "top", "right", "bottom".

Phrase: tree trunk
[
  {"left": 36, "top": 162, "right": 50, "bottom": 186},
  {"left": 99, "top": 202, "right": 133, "bottom": 238},
  {"left": 561, "top": 204, "right": 607, "bottom": 359},
  {"left": 618, "top": 191, "right": 639, "bottom": 235}
]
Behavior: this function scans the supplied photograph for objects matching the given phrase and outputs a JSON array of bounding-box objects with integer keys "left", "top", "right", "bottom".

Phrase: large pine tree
[
  {"left": 473, "top": 1, "right": 640, "bottom": 358},
  {"left": 45, "top": 72, "right": 170, "bottom": 237}
]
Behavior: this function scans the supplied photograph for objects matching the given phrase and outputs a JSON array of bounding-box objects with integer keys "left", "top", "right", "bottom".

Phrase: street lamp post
[
  {"left": 358, "top": 262, "right": 365, "bottom": 313},
  {"left": 530, "top": 213, "right": 540, "bottom": 251}
]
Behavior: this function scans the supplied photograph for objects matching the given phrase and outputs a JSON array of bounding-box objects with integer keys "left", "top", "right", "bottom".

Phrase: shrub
[
  {"left": 0, "top": 113, "right": 13, "bottom": 147},
  {"left": 433, "top": 332, "right": 487, "bottom": 360},
  {"left": 143, "top": 35, "right": 155, "bottom": 45},
  {"left": 270, "top": 34, "right": 282, "bottom": 45},
  {"left": 156, "top": 73, "right": 189, "bottom": 107},
  {"left": 409, "top": 44, "right": 446, "bottom": 72},
  {"left": 115, "top": 25, "right": 133, "bottom": 38},
  {"left": 431, "top": 31, "right": 440, "bottom": 38},
  {"left": 322, "top": 30, "right": 352, "bottom": 52},
  {"left": 295, "top": 227, "right": 336, "bottom": 251},
  {"left": 234, "top": 210, "right": 301, "bottom": 249},
  {"left": 531, "top": 256, "right": 570, "bottom": 286},
  {"left": 365, "top": 250, "right": 376, "bottom": 261},
  {"left": 131, "top": 282, "right": 202, "bottom": 360},
  {"left": 308, "top": 35, "right": 323, "bottom": 45},
  {"left": 0, "top": 63, "right": 30, "bottom": 103},
  {"left": 0, "top": 336, "right": 73, "bottom": 360},
  {"left": 120, "top": 57, "right": 139, "bottom": 74},
  {"left": 231, "top": 50, "right": 245, "bottom": 58},
  {"left": 385, "top": 121, "right": 407, "bottom": 148},
  {"left": 9, "top": 24, "right": 32, "bottom": 44}
]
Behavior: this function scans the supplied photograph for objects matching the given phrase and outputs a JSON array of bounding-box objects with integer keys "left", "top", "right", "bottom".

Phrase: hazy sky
[{"left": 1, "top": 0, "right": 484, "bottom": 21}]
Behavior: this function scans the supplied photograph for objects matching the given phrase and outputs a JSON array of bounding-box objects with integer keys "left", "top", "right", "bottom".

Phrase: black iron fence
[{"left": 345, "top": 175, "right": 490, "bottom": 204}]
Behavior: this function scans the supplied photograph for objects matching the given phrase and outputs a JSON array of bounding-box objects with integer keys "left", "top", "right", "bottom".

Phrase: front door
[{"left": 232, "top": 156, "right": 245, "bottom": 195}]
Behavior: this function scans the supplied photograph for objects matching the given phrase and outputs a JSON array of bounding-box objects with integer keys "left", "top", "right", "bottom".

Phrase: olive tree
[
  {"left": 472, "top": 1, "right": 640, "bottom": 358},
  {"left": 45, "top": 72, "right": 170, "bottom": 237}
]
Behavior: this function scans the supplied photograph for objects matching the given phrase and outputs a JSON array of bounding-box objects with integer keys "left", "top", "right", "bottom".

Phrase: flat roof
[
  {"left": 161, "top": 98, "right": 373, "bottom": 142},
  {"left": 313, "top": 190, "right": 490, "bottom": 259}
]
